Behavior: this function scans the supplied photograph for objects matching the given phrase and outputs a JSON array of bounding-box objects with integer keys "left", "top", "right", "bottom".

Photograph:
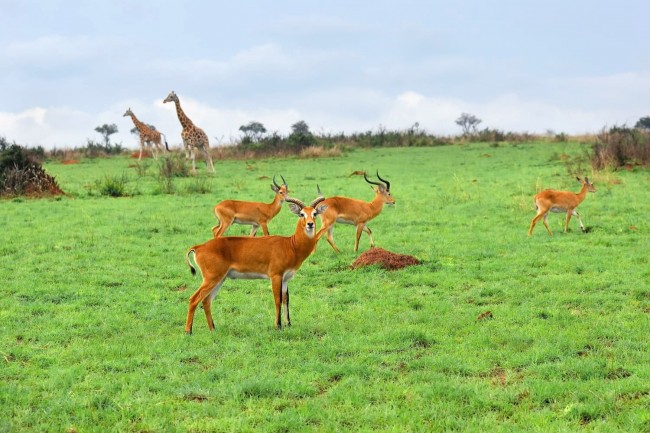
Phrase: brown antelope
[
  {"left": 185, "top": 196, "right": 327, "bottom": 334},
  {"left": 528, "top": 177, "right": 596, "bottom": 236},
  {"left": 212, "top": 176, "right": 289, "bottom": 237},
  {"left": 318, "top": 171, "right": 395, "bottom": 253}
]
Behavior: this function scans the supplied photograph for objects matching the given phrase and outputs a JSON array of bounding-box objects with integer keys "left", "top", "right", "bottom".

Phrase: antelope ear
[
  {"left": 271, "top": 184, "right": 280, "bottom": 192},
  {"left": 315, "top": 204, "right": 328, "bottom": 215},
  {"left": 288, "top": 203, "right": 302, "bottom": 216},
  {"left": 576, "top": 176, "right": 582, "bottom": 182}
]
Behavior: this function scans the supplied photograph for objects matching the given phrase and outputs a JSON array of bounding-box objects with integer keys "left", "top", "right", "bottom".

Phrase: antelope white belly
[
  {"left": 233, "top": 218, "right": 256, "bottom": 225},
  {"left": 550, "top": 207, "right": 567, "bottom": 213},
  {"left": 227, "top": 270, "right": 268, "bottom": 280},
  {"left": 336, "top": 218, "right": 355, "bottom": 225}
]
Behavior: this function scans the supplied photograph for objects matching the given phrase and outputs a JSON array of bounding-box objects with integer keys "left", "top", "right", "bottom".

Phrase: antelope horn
[
  {"left": 376, "top": 170, "right": 390, "bottom": 191},
  {"left": 281, "top": 175, "right": 287, "bottom": 187},
  {"left": 285, "top": 197, "right": 306, "bottom": 209},
  {"left": 310, "top": 196, "right": 326, "bottom": 208},
  {"left": 273, "top": 175, "right": 281, "bottom": 189},
  {"left": 316, "top": 184, "right": 324, "bottom": 197},
  {"left": 363, "top": 172, "right": 382, "bottom": 187}
]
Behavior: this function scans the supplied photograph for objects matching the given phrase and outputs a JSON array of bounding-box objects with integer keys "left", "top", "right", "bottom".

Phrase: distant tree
[
  {"left": 634, "top": 116, "right": 650, "bottom": 131},
  {"left": 95, "top": 123, "right": 119, "bottom": 147},
  {"left": 455, "top": 113, "right": 482, "bottom": 135},
  {"left": 289, "top": 120, "right": 315, "bottom": 148},
  {"left": 239, "top": 121, "right": 267, "bottom": 143}
]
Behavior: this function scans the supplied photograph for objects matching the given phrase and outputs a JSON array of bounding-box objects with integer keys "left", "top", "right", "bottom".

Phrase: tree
[
  {"left": 455, "top": 113, "right": 482, "bottom": 135},
  {"left": 288, "top": 120, "right": 315, "bottom": 148},
  {"left": 634, "top": 116, "right": 650, "bottom": 131},
  {"left": 291, "top": 120, "right": 311, "bottom": 135},
  {"left": 95, "top": 124, "right": 119, "bottom": 147},
  {"left": 239, "top": 121, "right": 267, "bottom": 143}
]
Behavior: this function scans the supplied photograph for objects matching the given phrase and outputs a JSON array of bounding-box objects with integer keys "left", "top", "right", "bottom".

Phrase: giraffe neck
[
  {"left": 173, "top": 99, "right": 194, "bottom": 130},
  {"left": 129, "top": 113, "right": 147, "bottom": 131}
]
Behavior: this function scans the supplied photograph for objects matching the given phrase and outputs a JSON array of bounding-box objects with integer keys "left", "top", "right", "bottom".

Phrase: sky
[{"left": 1, "top": 0, "right": 649, "bottom": 149}]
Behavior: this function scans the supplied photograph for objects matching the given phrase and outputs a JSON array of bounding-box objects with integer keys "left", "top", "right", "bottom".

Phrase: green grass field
[{"left": 2, "top": 142, "right": 649, "bottom": 432}]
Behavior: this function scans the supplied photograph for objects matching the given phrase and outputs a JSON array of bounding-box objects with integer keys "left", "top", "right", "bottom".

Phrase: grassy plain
[{"left": 1, "top": 142, "right": 649, "bottom": 432}]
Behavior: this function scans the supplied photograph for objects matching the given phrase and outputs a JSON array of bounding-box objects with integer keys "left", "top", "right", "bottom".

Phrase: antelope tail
[{"left": 186, "top": 248, "right": 197, "bottom": 276}]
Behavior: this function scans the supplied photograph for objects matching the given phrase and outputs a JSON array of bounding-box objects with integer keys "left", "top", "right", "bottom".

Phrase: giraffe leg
[{"left": 204, "top": 148, "right": 215, "bottom": 173}]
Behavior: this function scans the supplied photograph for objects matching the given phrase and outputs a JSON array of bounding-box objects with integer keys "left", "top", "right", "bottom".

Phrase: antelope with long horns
[
  {"left": 212, "top": 176, "right": 289, "bottom": 237},
  {"left": 318, "top": 171, "right": 395, "bottom": 253},
  {"left": 528, "top": 176, "right": 596, "bottom": 236},
  {"left": 185, "top": 196, "right": 327, "bottom": 334}
]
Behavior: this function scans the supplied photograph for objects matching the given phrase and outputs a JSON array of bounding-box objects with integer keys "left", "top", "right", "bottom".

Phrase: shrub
[
  {"left": 591, "top": 125, "right": 650, "bottom": 169},
  {"left": 95, "top": 174, "right": 129, "bottom": 197},
  {"left": 0, "top": 141, "right": 64, "bottom": 197}
]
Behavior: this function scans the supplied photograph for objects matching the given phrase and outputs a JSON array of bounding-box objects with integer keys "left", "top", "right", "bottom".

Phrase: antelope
[
  {"left": 318, "top": 171, "right": 395, "bottom": 253},
  {"left": 528, "top": 177, "right": 596, "bottom": 236},
  {"left": 184, "top": 196, "right": 327, "bottom": 334},
  {"left": 212, "top": 176, "right": 289, "bottom": 237}
]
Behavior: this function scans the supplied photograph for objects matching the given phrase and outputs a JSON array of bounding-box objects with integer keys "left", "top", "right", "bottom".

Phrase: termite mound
[{"left": 350, "top": 247, "right": 421, "bottom": 271}]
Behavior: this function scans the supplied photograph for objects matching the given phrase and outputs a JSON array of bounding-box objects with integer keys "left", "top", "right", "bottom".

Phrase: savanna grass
[{"left": 1, "top": 144, "right": 648, "bottom": 432}]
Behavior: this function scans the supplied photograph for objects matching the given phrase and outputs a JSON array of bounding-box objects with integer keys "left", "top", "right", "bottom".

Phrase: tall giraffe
[
  {"left": 123, "top": 108, "right": 169, "bottom": 160},
  {"left": 163, "top": 91, "right": 215, "bottom": 173}
]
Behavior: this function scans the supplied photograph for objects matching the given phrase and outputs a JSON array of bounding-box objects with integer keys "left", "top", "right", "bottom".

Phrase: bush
[
  {"left": 0, "top": 141, "right": 64, "bottom": 197},
  {"left": 591, "top": 125, "right": 650, "bottom": 169},
  {"left": 95, "top": 174, "right": 129, "bottom": 197}
]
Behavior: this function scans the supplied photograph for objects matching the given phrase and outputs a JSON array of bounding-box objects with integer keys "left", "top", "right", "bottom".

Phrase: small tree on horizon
[
  {"left": 455, "top": 113, "right": 482, "bottom": 135},
  {"left": 239, "top": 121, "right": 267, "bottom": 143},
  {"left": 95, "top": 124, "right": 119, "bottom": 147},
  {"left": 634, "top": 116, "right": 650, "bottom": 131}
]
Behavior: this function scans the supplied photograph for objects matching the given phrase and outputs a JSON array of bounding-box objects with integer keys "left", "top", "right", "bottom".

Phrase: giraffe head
[
  {"left": 163, "top": 91, "right": 179, "bottom": 104},
  {"left": 123, "top": 108, "right": 134, "bottom": 117}
]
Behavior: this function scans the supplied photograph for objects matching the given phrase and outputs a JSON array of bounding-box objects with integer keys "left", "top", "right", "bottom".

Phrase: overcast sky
[{"left": 1, "top": 0, "right": 649, "bottom": 149}]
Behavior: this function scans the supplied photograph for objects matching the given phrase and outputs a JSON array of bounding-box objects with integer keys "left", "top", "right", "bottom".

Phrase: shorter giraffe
[
  {"left": 123, "top": 108, "right": 169, "bottom": 160},
  {"left": 163, "top": 91, "right": 215, "bottom": 173}
]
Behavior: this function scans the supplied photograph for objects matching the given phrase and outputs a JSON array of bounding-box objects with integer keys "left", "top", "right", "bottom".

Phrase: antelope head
[
  {"left": 576, "top": 176, "right": 597, "bottom": 193},
  {"left": 364, "top": 171, "right": 395, "bottom": 205},
  {"left": 271, "top": 175, "right": 289, "bottom": 201},
  {"left": 286, "top": 197, "right": 327, "bottom": 238}
]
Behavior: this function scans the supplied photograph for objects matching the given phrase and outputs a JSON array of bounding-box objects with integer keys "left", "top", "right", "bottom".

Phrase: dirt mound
[
  {"left": 130, "top": 150, "right": 152, "bottom": 159},
  {"left": 350, "top": 247, "right": 421, "bottom": 271}
]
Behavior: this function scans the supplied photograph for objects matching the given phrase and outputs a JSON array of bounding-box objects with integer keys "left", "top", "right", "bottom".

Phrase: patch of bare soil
[{"left": 350, "top": 247, "right": 421, "bottom": 271}]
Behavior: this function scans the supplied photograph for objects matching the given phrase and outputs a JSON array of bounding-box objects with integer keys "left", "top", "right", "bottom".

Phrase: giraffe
[
  {"left": 123, "top": 108, "right": 169, "bottom": 160},
  {"left": 163, "top": 91, "right": 215, "bottom": 173}
]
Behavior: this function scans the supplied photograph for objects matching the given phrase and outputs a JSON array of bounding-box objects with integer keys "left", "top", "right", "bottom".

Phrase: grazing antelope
[
  {"left": 185, "top": 196, "right": 327, "bottom": 334},
  {"left": 528, "top": 177, "right": 596, "bottom": 236},
  {"left": 318, "top": 171, "right": 395, "bottom": 253},
  {"left": 212, "top": 175, "right": 289, "bottom": 237}
]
